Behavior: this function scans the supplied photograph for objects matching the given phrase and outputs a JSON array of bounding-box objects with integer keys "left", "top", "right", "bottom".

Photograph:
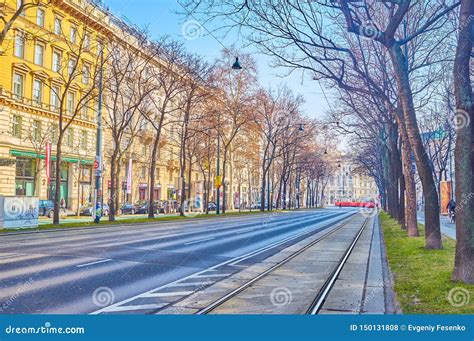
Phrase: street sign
[{"left": 215, "top": 176, "right": 222, "bottom": 189}]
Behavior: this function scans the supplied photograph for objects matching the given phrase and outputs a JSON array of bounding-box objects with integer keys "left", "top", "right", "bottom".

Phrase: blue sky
[{"left": 104, "top": 0, "right": 330, "bottom": 118}]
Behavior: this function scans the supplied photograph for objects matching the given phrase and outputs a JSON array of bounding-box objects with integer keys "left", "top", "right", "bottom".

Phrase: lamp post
[
  {"left": 93, "top": 49, "right": 104, "bottom": 224},
  {"left": 216, "top": 115, "right": 221, "bottom": 215},
  {"left": 216, "top": 56, "right": 243, "bottom": 215}
]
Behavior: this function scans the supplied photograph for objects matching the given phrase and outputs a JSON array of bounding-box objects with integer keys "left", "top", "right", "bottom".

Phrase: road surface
[{"left": 0, "top": 208, "right": 358, "bottom": 314}]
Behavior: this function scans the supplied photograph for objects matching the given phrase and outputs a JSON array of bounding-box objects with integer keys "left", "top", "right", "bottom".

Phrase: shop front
[
  {"left": 15, "top": 158, "right": 37, "bottom": 196},
  {"left": 49, "top": 161, "right": 69, "bottom": 207}
]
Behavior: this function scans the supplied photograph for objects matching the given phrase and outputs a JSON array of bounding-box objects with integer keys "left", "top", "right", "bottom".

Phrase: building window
[
  {"left": 68, "top": 58, "right": 76, "bottom": 76},
  {"left": 51, "top": 124, "right": 58, "bottom": 144},
  {"left": 12, "top": 115, "right": 22, "bottom": 138},
  {"left": 16, "top": 0, "right": 26, "bottom": 16},
  {"left": 52, "top": 50, "right": 61, "bottom": 72},
  {"left": 67, "top": 91, "right": 75, "bottom": 115},
  {"left": 70, "top": 26, "right": 77, "bottom": 44},
  {"left": 36, "top": 8, "right": 45, "bottom": 27},
  {"left": 32, "top": 79, "right": 42, "bottom": 104},
  {"left": 96, "top": 40, "right": 102, "bottom": 56},
  {"left": 81, "top": 104, "right": 88, "bottom": 120},
  {"left": 14, "top": 33, "right": 25, "bottom": 58},
  {"left": 34, "top": 43, "right": 44, "bottom": 65},
  {"left": 54, "top": 17, "right": 62, "bottom": 35},
  {"left": 82, "top": 64, "right": 90, "bottom": 84},
  {"left": 15, "top": 158, "right": 36, "bottom": 196},
  {"left": 50, "top": 85, "right": 60, "bottom": 111},
  {"left": 80, "top": 130, "right": 88, "bottom": 149},
  {"left": 66, "top": 128, "right": 73, "bottom": 147},
  {"left": 32, "top": 120, "right": 41, "bottom": 142},
  {"left": 84, "top": 33, "right": 90, "bottom": 50},
  {"left": 12, "top": 73, "right": 24, "bottom": 99}
]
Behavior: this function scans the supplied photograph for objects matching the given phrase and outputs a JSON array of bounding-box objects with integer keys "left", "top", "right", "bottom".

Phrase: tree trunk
[
  {"left": 388, "top": 44, "right": 442, "bottom": 249},
  {"left": 400, "top": 122, "right": 419, "bottom": 237},
  {"left": 452, "top": 0, "right": 474, "bottom": 283},
  {"left": 109, "top": 151, "right": 118, "bottom": 222},
  {"left": 148, "top": 135, "right": 160, "bottom": 219},
  {"left": 53, "top": 136, "right": 63, "bottom": 225}
]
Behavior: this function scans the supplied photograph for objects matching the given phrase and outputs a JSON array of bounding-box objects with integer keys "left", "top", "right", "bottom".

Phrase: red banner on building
[{"left": 45, "top": 142, "right": 52, "bottom": 183}]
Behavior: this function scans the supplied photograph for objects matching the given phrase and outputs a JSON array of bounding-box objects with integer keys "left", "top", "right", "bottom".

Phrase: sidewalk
[{"left": 416, "top": 211, "right": 456, "bottom": 239}]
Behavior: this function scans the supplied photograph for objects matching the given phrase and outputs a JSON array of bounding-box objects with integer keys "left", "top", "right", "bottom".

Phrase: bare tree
[
  {"left": 452, "top": 0, "right": 474, "bottom": 283},
  {"left": 45, "top": 2, "right": 105, "bottom": 224},
  {"left": 212, "top": 49, "right": 257, "bottom": 213},
  {"left": 140, "top": 39, "right": 188, "bottom": 218},
  {"left": 0, "top": 0, "right": 52, "bottom": 46},
  {"left": 175, "top": 54, "right": 214, "bottom": 216},
  {"left": 103, "top": 22, "right": 158, "bottom": 221},
  {"left": 180, "top": 0, "right": 462, "bottom": 248}
]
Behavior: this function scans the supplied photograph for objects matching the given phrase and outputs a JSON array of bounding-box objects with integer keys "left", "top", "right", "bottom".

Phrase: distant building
[{"left": 324, "top": 160, "right": 378, "bottom": 205}]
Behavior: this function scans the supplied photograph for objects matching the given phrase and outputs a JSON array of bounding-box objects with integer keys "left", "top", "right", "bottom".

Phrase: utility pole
[
  {"left": 93, "top": 49, "right": 104, "bottom": 224},
  {"left": 216, "top": 113, "right": 221, "bottom": 215}
]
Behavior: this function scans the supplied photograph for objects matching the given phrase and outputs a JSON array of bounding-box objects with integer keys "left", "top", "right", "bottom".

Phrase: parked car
[
  {"left": 120, "top": 202, "right": 135, "bottom": 215},
  {"left": 207, "top": 202, "right": 217, "bottom": 211},
  {"left": 39, "top": 200, "right": 55, "bottom": 218},
  {"left": 133, "top": 201, "right": 159, "bottom": 214},
  {"left": 80, "top": 203, "right": 109, "bottom": 216},
  {"left": 250, "top": 203, "right": 261, "bottom": 209}
]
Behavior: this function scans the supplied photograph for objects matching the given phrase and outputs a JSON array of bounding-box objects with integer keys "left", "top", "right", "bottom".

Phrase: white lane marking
[
  {"left": 0, "top": 253, "right": 23, "bottom": 259},
  {"left": 169, "top": 282, "right": 213, "bottom": 287},
  {"left": 193, "top": 273, "right": 231, "bottom": 278},
  {"left": 76, "top": 259, "right": 112, "bottom": 268},
  {"left": 104, "top": 303, "right": 167, "bottom": 312},
  {"left": 91, "top": 212, "right": 355, "bottom": 314},
  {"left": 184, "top": 237, "right": 215, "bottom": 245},
  {"left": 143, "top": 291, "right": 194, "bottom": 298}
]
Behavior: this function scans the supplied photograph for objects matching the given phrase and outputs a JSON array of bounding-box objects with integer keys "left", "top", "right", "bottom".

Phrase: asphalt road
[{"left": 0, "top": 208, "right": 358, "bottom": 314}]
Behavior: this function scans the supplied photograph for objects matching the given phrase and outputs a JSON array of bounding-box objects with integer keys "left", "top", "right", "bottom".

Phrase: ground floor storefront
[{"left": 0, "top": 147, "right": 94, "bottom": 212}]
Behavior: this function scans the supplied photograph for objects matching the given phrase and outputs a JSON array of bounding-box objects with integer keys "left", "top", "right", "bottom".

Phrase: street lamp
[
  {"left": 232, "top": 57, "right": 242, "bottom": 70},
  {"left": 216, "top": 115, "right": 221, "bottom": 215},
  {"left": 216, "top": 57, "right": 244, "bottom": 215}
]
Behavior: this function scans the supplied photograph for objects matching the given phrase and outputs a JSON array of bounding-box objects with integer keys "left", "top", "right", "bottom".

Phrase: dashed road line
[
  {"left": 168, "top": 282, "right": 214, "bottom": 287},
  {"left": 104, "top": 303, "right": 167, "bottom": 312},
  {"left": 193, "top": 273, "right": 231, "bottom": 278},
  {"left": 184, "top": 237, "right": 215, "bottom": 245},
  {"left": 144, "top": 291, "right": 195, "bottom": 298},
  {"left": 76, "top": 259, "right": 112, "bottom": 268}
]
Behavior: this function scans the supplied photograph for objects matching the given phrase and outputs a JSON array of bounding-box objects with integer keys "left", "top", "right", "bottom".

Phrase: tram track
[{"left": 195, "top": 215, "right": 370, "bottom": 315}]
